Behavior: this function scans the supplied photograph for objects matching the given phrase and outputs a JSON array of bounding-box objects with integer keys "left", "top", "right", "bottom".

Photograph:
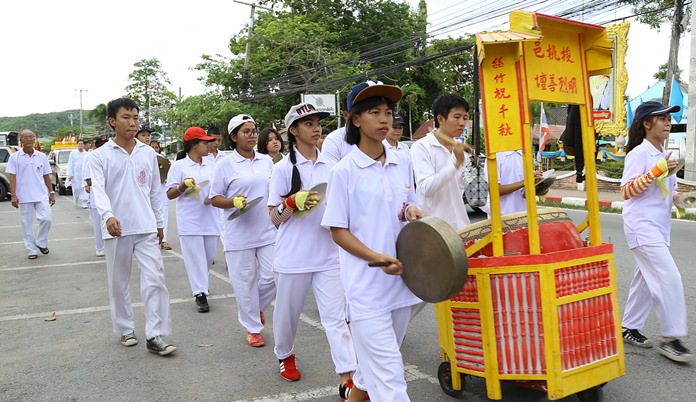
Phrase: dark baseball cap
[
  {"left": 634, "top": 101, "right": 680, "bottom": 121},
  {"left": 137, "top": 125, "right": 156, "bottom": 134},
  {"left": 393, "top": 113, "right": 405, "bottom": 127},
  {"left": 346, "top": 80, "right": 402, "bottom": 111}
]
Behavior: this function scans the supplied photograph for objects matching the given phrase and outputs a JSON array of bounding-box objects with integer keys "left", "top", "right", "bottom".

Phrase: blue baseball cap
[
  {"left": 137, "top": 125, "right": 155, "bottom": 134},
  {"left": 634, "top": 101, "right": 680, "bottom": 121},
  {"left": 346, "top": 80, "right": 402, "bottom": 111}
]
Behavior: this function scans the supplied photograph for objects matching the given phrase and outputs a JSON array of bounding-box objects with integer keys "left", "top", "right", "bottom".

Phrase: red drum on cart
[{"left": 458, "top": 208, "right": 584, "bottom": 257}]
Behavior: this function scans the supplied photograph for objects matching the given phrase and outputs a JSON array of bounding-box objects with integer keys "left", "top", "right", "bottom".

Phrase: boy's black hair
[
  {"left": 207, "top": 126, "right": 221, "bottom": 135},
  {"left": 431, "top": 94, "right": 469, "bottom": 129},
  {"left": 345, "top": 97, "right": 396, "bottom": 146},
  {"left": 106, "top": 98, "right": 139, "bottom": 122}
]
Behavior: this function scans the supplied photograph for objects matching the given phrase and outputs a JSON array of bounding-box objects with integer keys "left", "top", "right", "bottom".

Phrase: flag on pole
[
  {"left": 539, "top": 103, "right": 550, "bottom": 151},
  {"left": 669, "top": 75, "right": 684, "bottom": 123},
  {"left": 626, "top": 101, "right": 633, "bottom": 129}
]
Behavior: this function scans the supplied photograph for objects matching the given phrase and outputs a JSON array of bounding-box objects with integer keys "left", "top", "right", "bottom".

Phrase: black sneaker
[
  {"left": 622, "top": 328, "right": 653, "bottom": 348},
  {"left": 146, "top": 336, "right": 176, "bottom": 356},
  {"left": 120, "top": 331, "right": 138, "bottom": 347},
  {"left": 195, "top": 293, "right": 209, "bottom": 313},
  {"left": 658, "top": 339, "right": 694, "bottom": 362}
]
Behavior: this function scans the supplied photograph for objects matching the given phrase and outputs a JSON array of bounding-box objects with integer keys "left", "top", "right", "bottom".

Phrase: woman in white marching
[
  {"left": 322, "top": 81, "right": 425, "bottom": 401},
  {"left": 620, "top": 101, "right": 693, "bottom": 362},
  {"left": 210, "top": 114, "right": 276, "bottom": 348},
  {"left": 166, "top": 127, "right": 220, "bottom": 313},
  {"left": 268, "top": 103, "right": 358, "bottom": 394}
]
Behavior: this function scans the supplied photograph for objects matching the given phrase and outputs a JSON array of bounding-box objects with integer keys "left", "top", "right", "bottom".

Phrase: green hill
[{"left": 0, "top": 110, "right": 101, "bottom": 138}]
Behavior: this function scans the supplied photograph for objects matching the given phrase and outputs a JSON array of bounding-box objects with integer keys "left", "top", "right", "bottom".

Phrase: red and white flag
[{"left": 539, "top": 104, "right": 550, "bottom": 151}]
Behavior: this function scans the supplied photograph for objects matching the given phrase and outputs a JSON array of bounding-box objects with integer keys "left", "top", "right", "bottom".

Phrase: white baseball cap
[
  {"left": 284, "top": 103, "right": 330, "bottom": 128},
  {"left": 227, "top": 114, "right": 256, "bottom": 134}
]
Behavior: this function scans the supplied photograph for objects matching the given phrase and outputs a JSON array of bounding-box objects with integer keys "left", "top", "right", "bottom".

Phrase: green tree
[
  {"left": 620, "top": 0, "right": 681, "bottom": 29},
  {"left": 653, "top": 62, "right": 683, "bottom": 81},
  {"left": 124, "top": 58, "right": 177, "bottom": 127},
  {"left": 88, "top": 103, "right": 112, "bottom": 137}
]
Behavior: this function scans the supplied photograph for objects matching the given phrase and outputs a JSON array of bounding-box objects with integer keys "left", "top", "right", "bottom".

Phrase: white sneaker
[{"left": 96, "top": 250, "right": 105, "bottom": 257}]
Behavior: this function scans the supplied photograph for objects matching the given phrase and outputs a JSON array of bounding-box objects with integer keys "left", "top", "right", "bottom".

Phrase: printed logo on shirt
[
  {"left": 35, "top": 165, "right": 43, "bottom": 174},
  {"left": 137, "top": 169, "right": 147, "bottom": 185},
  {"left": 405, "top": 184, "right": 411, "bottom": 190}
]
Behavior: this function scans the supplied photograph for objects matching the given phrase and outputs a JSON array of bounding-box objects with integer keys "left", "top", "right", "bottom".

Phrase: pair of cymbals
[{"left": 227, "top": 182, "right": 327, "bottom": 221}]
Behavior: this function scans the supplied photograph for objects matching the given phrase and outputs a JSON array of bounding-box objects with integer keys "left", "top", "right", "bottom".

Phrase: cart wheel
[
  {"left": 576, "top": 385, "right": 603, "bottom": 402},
  {"left": 437, "top": 361, "right": 465, "bottom": 398}
]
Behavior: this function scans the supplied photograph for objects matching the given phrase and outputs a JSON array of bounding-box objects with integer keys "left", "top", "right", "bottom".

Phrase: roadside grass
[{"left": 538, "top": 199, "right": 696, "bottom": 221}]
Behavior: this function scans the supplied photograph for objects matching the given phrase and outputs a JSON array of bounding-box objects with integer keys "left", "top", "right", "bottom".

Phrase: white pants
[
  {"left": 161, "top": 184, "right": 169, "bottom": 243},
  {"left": 622, "top": 243, "right": 688, "bottom": 338},
  {"left": 180, "top": 235, "right": 219, "bottom": 296},
  {"left": 19, "top": 201, "right": 52, "bottom": 256},
  {"left": 351, "top": 306, "right": 412, "bottom": 401},
  {"left": 89, "top": 206, "right": 104, "bottom": 252},
  {"left": 104, "top": 233, "right": 172, "bottom": 340},
  {"left": 225, "top": 244, "right": 276, "bottom": 333},
  {"left": 71, "top": 176, "right": 88, "bottom": 206},
  {"left": 273, "top": 270, "right": 357, "bottom": 374}
]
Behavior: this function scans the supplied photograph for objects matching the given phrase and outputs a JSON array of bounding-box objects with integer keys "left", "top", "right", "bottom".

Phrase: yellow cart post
[{"left": 435, "top": 11, "right": 625, "bottom": 401}]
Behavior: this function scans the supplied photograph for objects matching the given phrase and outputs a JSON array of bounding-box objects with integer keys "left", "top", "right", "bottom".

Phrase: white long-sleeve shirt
[
  {"left": 88, "top": 139, "right": 164, "bottom": 239},
  {"left": 410, "top": 132, "right": 470, "bottom": 229}
]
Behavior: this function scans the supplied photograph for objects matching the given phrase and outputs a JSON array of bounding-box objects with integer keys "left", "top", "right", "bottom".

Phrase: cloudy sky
[{"left": 0, "top": 0, "right": 690, "bottom": 118}]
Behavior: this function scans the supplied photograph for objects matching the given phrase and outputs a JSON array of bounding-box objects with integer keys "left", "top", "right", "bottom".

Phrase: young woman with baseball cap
[
  {"left": 209, "top": 114, "right": 276, "bottom": 348},
  {"left": 620, "top": 101, "right": 693, "bottom": 362},
  {"left": 165, "top": 127, "right": 220, "bottom": 314},
  {"left": 322, "top": 80, "right": 425, "bottom": 401},
  {"left": 267, "top": 103, "right": 358, "bottom": 392}
]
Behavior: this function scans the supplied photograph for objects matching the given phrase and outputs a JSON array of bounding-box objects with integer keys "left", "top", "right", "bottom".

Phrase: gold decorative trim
[{"left": 592, "top": 21, "right": 630, "bottom": 139}]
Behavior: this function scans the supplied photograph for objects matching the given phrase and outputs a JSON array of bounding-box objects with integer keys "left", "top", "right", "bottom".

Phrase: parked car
[
  {"left": 0, "top": 146, "right": 16, "bottom": 200},
  {"left": 48, "top": 148, "right": 76, "bottom": 195}
]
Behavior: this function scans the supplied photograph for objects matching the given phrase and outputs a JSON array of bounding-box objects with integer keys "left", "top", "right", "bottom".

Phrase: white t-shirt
[
  {"left": 410, "top": 132, "right": 470, "bottom": 230},
  {"left": 321, "top": 148, "right": 421, "bottom": 322},
  {"left": 89, "top": 139, "right": 164, "bottom": 239},
  {"left": 167, "top": 156, "right": 221, "bottom": 236},
  {"left": 6, "top": 149, "right": 51, "bottom": 203},
  {"left": 269, "top": 147, "right": 338, "bottom": 273},
  {"left": 209, "top": 149, "right": 275, "bottom": 251},
  {"left": 621, "top": 139, "right": 677, "bottom": 249},
  {"left": 321, "top": 127, "right": 355, "bottom": 164},
  {"left": 482, "top": 150, "right": 526, "bottom": 217},
  {"left": 68, "top": 149, "right": 87, "bottom": 181}
]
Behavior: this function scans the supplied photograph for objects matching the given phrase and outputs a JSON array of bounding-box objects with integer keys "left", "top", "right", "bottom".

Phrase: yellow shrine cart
[{"left": 435, "top": 11, "right": 625, "bottom": 401}]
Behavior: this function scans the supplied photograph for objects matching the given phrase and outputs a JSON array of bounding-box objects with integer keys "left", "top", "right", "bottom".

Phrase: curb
[{"left": 544, "top": 196, "right": 696, "bottom": 215}]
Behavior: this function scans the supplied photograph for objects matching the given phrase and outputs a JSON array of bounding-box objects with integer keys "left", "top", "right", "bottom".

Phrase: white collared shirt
[
  {"left": 6, "top": 148, "right": 51, "bottom": 203},
  {"left": 167, "top": 155, "right": 221, "bottom": 236},
  {"left": 482, "top": 150, "right": 526, "bottom": 217},
  {"left": 621, "top": 139, "right": 677, "bottom": 248},
  {"left": 269, "top": 146, "right": 338, "bottom": 273},
  {"left": 410, "top": 132, "right": 470, "bottom": 229},
  {"left": 89, "top": 139, "right": 164, "bottom": 239},
  {"left": 68, "top": 148, "right": 87, "bottom": 179},
  {"left": 209, "top": 149, "right": 275, "bottom": 251},
  {"left": 383, "top": 138, "right": 410, "bottom": 157},
  {"left": 203, "top": 151, "right": 225, "bottom": 166},
  {"left": 321, "top": 127, "right": 355, "bottom": 164},
  {"left": 321, "top": 148, "right": 421, "bottom": 321}
]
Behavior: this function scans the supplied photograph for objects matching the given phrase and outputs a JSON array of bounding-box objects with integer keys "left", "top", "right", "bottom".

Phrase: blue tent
[{"left": 627, "top": 79, "right": 688, "bottom": 125}]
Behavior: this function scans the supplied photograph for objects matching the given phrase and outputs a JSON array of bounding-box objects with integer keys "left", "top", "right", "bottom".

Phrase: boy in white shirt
[
  {"left": 410, "top": 94, "right": 471, "bottom": 230},
  {"left": 383, "top": 113, "right": 410, "bottom": 155},
  {"left": 89, "top": 98, "right": 175, "bottom": 356}
]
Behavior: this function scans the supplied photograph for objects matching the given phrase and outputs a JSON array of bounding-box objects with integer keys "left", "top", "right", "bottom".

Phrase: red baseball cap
[{"left": 183, "top": 126, "right": 214, "bottom": 142}]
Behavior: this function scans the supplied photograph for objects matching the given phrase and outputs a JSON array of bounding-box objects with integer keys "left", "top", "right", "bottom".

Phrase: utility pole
[
  {"left": 233, "top": 0, "right": 273, "bottom": 89},
  {"left": 686, "top": 3, "right": 696, "bottom": 181},
  {"left": 76, "top": 89, "right": 87, "bottom": 136},
  {"left": 662, "top": 0, "right": 685, "bottom": 106}
]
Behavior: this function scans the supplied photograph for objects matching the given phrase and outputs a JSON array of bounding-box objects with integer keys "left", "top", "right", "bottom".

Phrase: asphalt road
[{"left": 0, "top": 196, "right": 694, "bottom": 402}]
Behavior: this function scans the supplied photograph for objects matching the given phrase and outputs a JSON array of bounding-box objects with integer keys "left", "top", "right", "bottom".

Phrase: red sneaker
[
  {"left": 339, "top": 379, "right": 369, "bottom": 401},
  {"left": 279, "top": 355, "right": 301, "bottom": 381},
  {"left": 246, "top": 332, "right": 265, "bottom": 347}
]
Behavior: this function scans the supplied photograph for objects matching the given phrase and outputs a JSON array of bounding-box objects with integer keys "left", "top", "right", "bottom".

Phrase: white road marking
[
  {"left": 0, "top": 293, "right": 235, "bottom": 322},
  {"left": 237, "top": 364, "right": 438, "bottom": 401},
  {"left": 0, "top": 236, "right": 93, "bottom": 246},
  {"left": 0, "top": 221, "right": 88, "bottom": 229},
  {"left": 0, "top": 254, "right": 179, "bottom": 271}
]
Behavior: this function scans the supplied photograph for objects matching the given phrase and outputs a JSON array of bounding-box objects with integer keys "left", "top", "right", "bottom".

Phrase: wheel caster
[
  {"left": 576, "top": 385, "right": 603, "bottom": 402},
  {"left": 437, "top": 361, "right": 465, "bottom": 398}
]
